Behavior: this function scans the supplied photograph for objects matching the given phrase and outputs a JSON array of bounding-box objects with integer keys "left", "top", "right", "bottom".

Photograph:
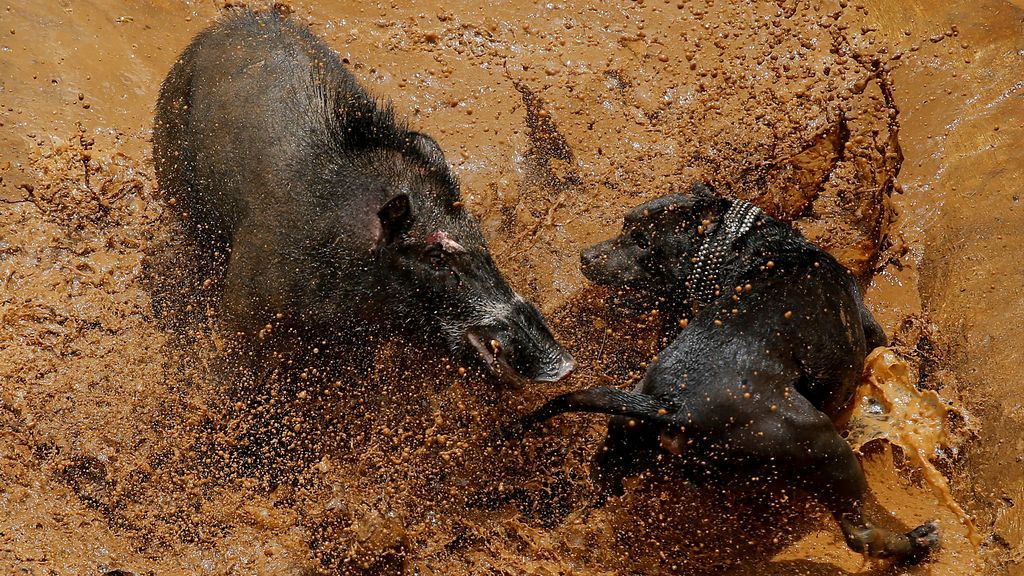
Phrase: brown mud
[{"left": 1, "top": 1, "right": 1022, "bottom": 575}]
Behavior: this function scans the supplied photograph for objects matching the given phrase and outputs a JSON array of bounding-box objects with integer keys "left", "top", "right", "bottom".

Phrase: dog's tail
[{"left": 508, "top": 387, "right": 674, "bottom": 438}]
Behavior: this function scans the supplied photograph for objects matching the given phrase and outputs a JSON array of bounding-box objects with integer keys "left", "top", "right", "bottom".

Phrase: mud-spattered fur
[
  {"left": 152, "top": 9, "right": 571, "bottom": 385},
  {"left": 519, "top": 185, "right": 938, "bottom": 563}
]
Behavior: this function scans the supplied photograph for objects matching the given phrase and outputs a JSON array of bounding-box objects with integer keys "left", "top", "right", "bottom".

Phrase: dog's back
[{"left": 646, "top": 236, "right": 868, "bottom": 418}]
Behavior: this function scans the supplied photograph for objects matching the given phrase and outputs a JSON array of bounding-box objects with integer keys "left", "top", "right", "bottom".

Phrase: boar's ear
[
  {"left": 377, "top": 193, "right": 414, "bottom": 244},
  {"left": 410, "top": 132, "right": 447, "bottom": 168}
]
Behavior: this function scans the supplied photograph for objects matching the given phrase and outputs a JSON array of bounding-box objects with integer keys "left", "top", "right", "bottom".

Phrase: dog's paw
[{"left": 903, "top": 521, "right": 940, "bottom": 563}]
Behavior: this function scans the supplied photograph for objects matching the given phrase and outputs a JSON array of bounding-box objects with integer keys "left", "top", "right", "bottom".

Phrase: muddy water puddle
[{"left": 2, "top": 0, "right": 1022, "bottom": 574}]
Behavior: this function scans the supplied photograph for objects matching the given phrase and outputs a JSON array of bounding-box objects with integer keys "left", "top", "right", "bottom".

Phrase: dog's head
[{"left": 580, "top": 184, "right": 730, "bottom": 315}]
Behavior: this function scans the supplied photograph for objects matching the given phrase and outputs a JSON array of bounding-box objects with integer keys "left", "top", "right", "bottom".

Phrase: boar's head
[{"left": 359, "top": 132, "right": 574, "bottom": 386}]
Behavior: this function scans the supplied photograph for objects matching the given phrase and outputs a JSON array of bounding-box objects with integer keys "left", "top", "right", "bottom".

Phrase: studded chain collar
[{"left": 686, "top": 200, "right": 762, "bottom": 305}]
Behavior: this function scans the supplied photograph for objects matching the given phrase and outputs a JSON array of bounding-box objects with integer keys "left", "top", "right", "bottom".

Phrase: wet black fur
[
  {"left": 152, "top": 9, "right": 570, "bottom": 383},
  {"left": 518, "top": 184, "right": 938, "bottom": 562}
]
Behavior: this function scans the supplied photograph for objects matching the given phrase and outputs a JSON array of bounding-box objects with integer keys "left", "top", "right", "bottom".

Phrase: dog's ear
[
  {"left": 688, "top": 186, "right": 730, "bottom": 222},
  {"left": 689, "top": 182, "right": 717, "bottom": 198},
  {"left": 624, "top": 194, "right": 695, "bottom": 228}
]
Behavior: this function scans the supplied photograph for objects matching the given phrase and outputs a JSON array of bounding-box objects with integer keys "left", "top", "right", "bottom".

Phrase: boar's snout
[{"left": 465, "top": 299, "right": 574, "bottom": 386}]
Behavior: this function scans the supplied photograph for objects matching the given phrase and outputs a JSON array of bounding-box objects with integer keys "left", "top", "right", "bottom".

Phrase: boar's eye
[
  {"left": 426, "top": 245, "right": 459, "bottom": 278},
  {"left": 426, "top": 245, "right": 446, "bottom": 266},
  {"left": 630, "top": 229, "right": 650, "bottom": 250}
]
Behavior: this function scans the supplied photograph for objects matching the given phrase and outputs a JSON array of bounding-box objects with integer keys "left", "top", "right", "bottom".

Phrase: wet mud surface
[{"left": 1, "top": 1, "right": 1022, "bottom": 574}]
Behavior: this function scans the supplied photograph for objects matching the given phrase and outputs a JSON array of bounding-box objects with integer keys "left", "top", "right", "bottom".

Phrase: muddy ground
[{"left": 1, "top": 0, "right": 1022, "bottom": 574}]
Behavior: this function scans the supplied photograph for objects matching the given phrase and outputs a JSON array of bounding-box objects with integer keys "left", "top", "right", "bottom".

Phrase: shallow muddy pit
[{"left": 1, "top": 1, "right": 1022, "bottom": 575}]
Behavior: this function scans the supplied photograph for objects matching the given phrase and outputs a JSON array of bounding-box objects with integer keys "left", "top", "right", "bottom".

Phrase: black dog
[{"left": 517, "top": 185, "right": 938, "bottom": 562}]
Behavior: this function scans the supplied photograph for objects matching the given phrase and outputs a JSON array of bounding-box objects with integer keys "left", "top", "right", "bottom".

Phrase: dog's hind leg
[
  {"left": 765, "top": 397, "right": 939, "bottom": 563},
  {"left": 860, "top": 304, "right": 888, "bottom": 350}
]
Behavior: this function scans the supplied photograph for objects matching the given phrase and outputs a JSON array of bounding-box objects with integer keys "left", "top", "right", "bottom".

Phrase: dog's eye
[{"left": 631, "top": 230, "right": 650, "bottom": 249}]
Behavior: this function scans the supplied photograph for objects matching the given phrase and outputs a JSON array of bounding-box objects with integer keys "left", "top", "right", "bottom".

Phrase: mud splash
[
  {"left": 845, "top": 347, "right": 979, "bottom": 547},
  {"left": 1, "top": 0, "right": 1022, "bottom": 575}
]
